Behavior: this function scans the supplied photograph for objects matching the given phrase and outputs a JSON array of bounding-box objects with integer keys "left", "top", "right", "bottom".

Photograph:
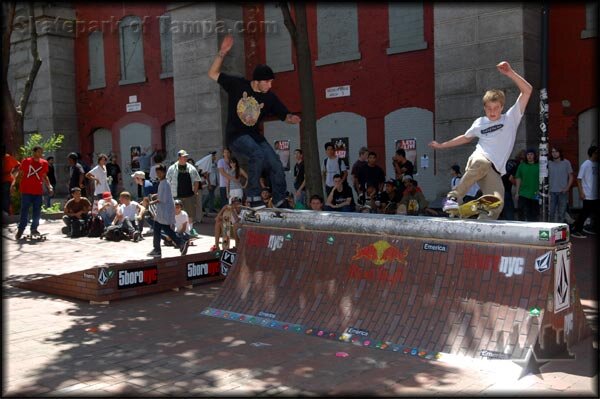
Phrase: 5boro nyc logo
[{"left": 118, "top": 266, "right": 158, "bottom": 289}]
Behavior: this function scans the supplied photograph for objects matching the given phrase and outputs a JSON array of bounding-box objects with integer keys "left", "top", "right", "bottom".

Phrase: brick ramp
[
  {"left": 204, "top": 210, "right": 591, "bottom": 360},
  {"left": 14, "top": 251, "right": 225, "bottom": 303}
]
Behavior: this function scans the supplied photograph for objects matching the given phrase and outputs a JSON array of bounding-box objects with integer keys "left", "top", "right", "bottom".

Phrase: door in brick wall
[{"left": 119, "top": 122, "right": 151, "bottom": 196}]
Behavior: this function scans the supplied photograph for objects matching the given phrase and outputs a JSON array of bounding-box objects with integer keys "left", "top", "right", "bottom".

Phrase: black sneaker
[
  {"left": 147, "top": 249, "right": 162, "bottom": 257},
  {"left": 275, "top": 199, "right": 292, "bottom": 209},
  {"left": 571, "top": 231, "right": 587, "bottom": 239},
  {"left": 180, "top": 240, "right": 190, "bottom": 256},
  {"left": 30, "top": 229, "right": 41, "bottom": 236},
  {"left": 132, "top": 232, "right": 141, "bottom": 242},
  {"left": 15, "top": 229, "right": 24, "bottom": 240}
]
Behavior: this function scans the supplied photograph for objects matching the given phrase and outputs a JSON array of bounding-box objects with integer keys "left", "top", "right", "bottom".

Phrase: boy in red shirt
[
  {"left": 3, "top": 145, "right": 20, "bottom": 216},
  {"left": 11, "top": 146, "right": 53, "bottom": 239}
]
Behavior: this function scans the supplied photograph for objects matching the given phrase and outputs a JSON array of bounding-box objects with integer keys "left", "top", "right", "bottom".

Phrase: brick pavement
[{"left": 2, "top": 216, "right": 598, "bottom": 396}]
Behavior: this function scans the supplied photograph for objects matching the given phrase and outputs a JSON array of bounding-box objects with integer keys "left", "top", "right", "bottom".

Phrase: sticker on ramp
[{"left": 534, "top": 251, "right": 552, "bottom": 273}]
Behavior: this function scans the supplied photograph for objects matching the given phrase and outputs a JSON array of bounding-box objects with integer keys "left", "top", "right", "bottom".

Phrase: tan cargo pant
[{"left": 447, "top": 152, "right": 504, "bottom": 220}]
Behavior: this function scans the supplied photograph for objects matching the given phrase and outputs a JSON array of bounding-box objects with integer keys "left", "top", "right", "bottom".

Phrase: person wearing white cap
[
  {"left": 131, "top": 170, "right": 156, "bottom": 199},
  {"left": 166, "top": 149, "right": 201, "bottom": 227}
]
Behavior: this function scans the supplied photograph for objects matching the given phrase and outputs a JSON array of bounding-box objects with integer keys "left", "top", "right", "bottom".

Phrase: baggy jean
[
  {"left": 447, "top": 152, "right": 504, "bottom": 220},
  {"left": 549, "top": 191, "right": 569, "bottom": 223},
  {"left": 229, "top": 134, "right": 287, "bottom": 205},
  {"left": 18, "top": 193, "right": 42, "bottom": 232}
]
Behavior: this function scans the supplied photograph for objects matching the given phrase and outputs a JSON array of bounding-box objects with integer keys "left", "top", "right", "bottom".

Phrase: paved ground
[{"left": 2, "top": 215, "right": 598, "bottom": 397}]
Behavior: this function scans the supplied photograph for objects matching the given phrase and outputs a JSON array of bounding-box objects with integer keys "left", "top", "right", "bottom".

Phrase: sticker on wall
[
  {"left": 83, "top": 272, "right": 96, "bottom": 280},
  {"left": 529, "top": 307, "right": 541, "bottom": 317},
  {"left": 554, "top": 247, "right": 570, "bottom": 313},
  {"left": 243, "top": 211, "right": 261, "bottom": 224},
  {"left": 327, "top": 235, "right": 335, "bottom": 245},
  {"left": 284, "top": 233, "right": 292, "bottom": 241},
  {"left": 480, "top": 350, "right": 512, "bottom": 360},
  {"left": 535, "top": 251, "right": 552, "bottom": 273},
  {"left": 220, "top": 250, "right": 236, "bottom": 266}
]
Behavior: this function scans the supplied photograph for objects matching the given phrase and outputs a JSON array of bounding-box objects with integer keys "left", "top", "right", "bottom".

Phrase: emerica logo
[
  {"left": 118, "top": 266, "right": 158, "bottom": 289},
  {"left": 423, "top": 243, "right": 447, "bottom": 252},
  {"left": 187, "top": 261, "right": 220, "bottom": 280},
  {"left": 481, "top": 124, "right": 503, "bottom": 134},
  {"left": 347, "top": 327, "right": 369, "bottom": 336}
]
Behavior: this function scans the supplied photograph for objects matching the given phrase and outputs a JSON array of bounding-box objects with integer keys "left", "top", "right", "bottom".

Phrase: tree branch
[
  {"left": 18, "top": 2, "right": 42, "bottom": 116},
  {"left": 2, "top": 1, "right": 16, "bottom": 83},
  {"left": 279, "top": 2, "right": 297, "bottom": 46}
]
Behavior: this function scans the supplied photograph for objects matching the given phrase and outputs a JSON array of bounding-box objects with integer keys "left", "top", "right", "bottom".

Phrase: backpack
[
  {"left": 70, "top": 217, "right": 89, "bottom": 238},
  {"left": 102, "top": 224, "right": 124, "bottom": 242},
  {"left": 88, "top": 216, "right": 105, "bottom": 238}
]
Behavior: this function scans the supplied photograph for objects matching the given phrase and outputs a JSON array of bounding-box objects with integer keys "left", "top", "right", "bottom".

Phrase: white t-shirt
[
  {"left": 578, "top": 159, "right": 598, "bottom": 200},
  {"left": 217, "top": 158, "right": 231, "bottom": 188},
  {"left": 118, "top": 201, "right": 140, "bottom": 221},
  {"left": 323, "top": 157, "right": 347, "bottom": 187},
  {"left": 89, "top": 164, "right": 111, "bottom": 196},
  {"left": 175, "top": 210, "right": 191, "bottom": 233},
  {"left": 149, "top": 164, "right": 159, "bottom": 181},
  {"left": 464, "top": 100, "right": 523, "bottom": 175},
  {"left": 98, "top": 198, "right": 118, "bottom": 216}
]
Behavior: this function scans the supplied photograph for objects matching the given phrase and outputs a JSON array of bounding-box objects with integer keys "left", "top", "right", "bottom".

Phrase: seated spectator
[
  {"left": 62, "top": 187, "right": 92, "bottom": 237},
  {"left": 397, "top": 177, "right": 438, "bottom": 216},
  {"left": 97, "top": 191, "right": 118, "bottom": 227},
  {"left": 113, "top": 191, "right": 144, "bottom": 241},
  {"left": 357, "top": 183, "right": 383, "bottom": 213},
  {"left": 325, "top": 174, "right": 354, "bottom": 212},
  {"left": 379, "top": 180, "right": 402, "bottom": 214},
  {"left": 163, "top": 199, "right": 191, "bottom": 246},
  {"left": 309, "top": 194, "right": 324, "bottom": 211},
  {"left": 258, "top": 187, "right": 274, "bottom": 208},
  {"left": 211, "top": 196, "right": 243, "bottom": 251}
]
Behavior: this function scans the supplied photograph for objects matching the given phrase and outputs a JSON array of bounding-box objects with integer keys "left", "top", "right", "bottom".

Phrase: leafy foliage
[{"left": 18, "top": 133, "right": 64, "bottom": 159}]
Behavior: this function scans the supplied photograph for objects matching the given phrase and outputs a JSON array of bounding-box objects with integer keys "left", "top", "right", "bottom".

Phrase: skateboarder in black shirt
[{"left": 208, "top": 34, "right": 301, "bottom": 208}]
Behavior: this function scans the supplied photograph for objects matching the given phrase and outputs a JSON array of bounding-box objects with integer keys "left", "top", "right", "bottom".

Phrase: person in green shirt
[{"left": 515, "top": 148, "right": 540, "bottom": 221}]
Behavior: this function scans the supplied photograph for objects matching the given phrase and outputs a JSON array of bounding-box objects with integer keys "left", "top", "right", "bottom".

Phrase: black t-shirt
[
  {"left": 294, "top": 161, "right": 305, "bottom": 190},
  {"left": 47, "top": 165, "right": 56, "bottom": 186},
  {"left": 360, "top": 165, "right": 386, "bottom": 191},
  {"left": 503, "top": 159, "right": 519, "bottom": 191},
  {"left": 106, "top": 162, "right": 121, "bottom": 179},
  {"left": 69, "top": 163, "right": 85, "bottom": 189},
  {"left": 397, "top": 160, "right": 415, "bottom": 177},
  {"left": 331, "top": 185, "right": 354, "bottom": 206},
  {"left": 217, "top": 73, "right": 290, "bottom": 144},
  {"left": 177, "top": 164, "right": 194, "bottom": 198},
  {"left": 380, "top": 190, "right": 402, "bottom": 204}
]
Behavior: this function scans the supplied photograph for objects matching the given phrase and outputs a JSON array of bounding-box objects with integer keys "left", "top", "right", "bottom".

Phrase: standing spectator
[
  {"left": 450, "top": 164, "right": 481, "bottom": 203},
  {"left": 203, "top": 151, "right": 218, "bottom": 214},
  {"left": 515, "top": 148, "right": 540, "bottom": 221},
  {"left": 325, "top": 174, "right": 354, "bottom": 212},
  {"left": 86, "top": 153, "right": 111, "bottom": 200},
  {"left": 309, "top": 194, "right": 324, "bottom": 211},
  {"left": 351, "top": 146, "right": 369, "bottom": 197},
  {"left": 392, "top": 148, "right": 415, "bottom": 181},
  {"left": 67, "top": 152, "right": 86, "bottom": 198},
  {"left": 62, "top": 187, "right": 92, "bottom": 237},
  {"left": 293, "top": 149, "right": 306, "bottom": 206},
  {"left": 186, "top": 157, "right": 204, "bottom": 226},
  {"left": 548, "top": 147, "right": 574, "bottom": 223},
  {"left": 138, "top": 147, "right": 156, "bottom": 178},
  {"left": 97, "top": 191, "right": 118, "bottom": 227},
  {"left": 227, "top": 157, "right": 247, "bottom": 203},
  {"left": 43, "top": 156, "right": 56, "bottom": 208},
  {"left": 360, "top": 151, "right": 386, "bottom": 193},
  {"left": 3, "top": 147, "right": 20, "bottom": 216},
  {"left": 208, "top": 34, "right": 301, "bottom": 209},
  {"left": 106, "top": 155, "right": 122, "bottom": 198},
  {"left": 571, "top": 145, "right": 598, "bottom": 238},
  {"left": 147, "top": 164, "right": 190, "bottom": 257},
  {"left": 149, "top": 151, "right": 166, "bottom": 189},
  {"left": 217, "top": 148, "right": 232, "bottom": 207},
  {"left": 322, "top": 142, "right": 348, "bottom": 197},
  {"left": 131, "top": 170, "right": 157, "bottom": 201},
  {"left": 499, "top": 157, "right": 519, "bottom": 220},
  {"left": 12, "top": 146, "right": 52, "bottom": 239},
  {"left": 166, "top": 150, "right": 201, "bottom": 228}
]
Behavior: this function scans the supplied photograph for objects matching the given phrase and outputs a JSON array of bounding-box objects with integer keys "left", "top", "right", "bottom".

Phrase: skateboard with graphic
[
  {"left": 23, "top": 233, "right": 48, "bottom": 241},
  {"left": 446, "top": 195, "right": 502, "bottom": 218}
]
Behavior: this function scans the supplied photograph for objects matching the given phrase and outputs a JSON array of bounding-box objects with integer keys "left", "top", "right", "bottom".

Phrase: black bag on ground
[
  {"left": 102, "top": 224, "right": 124, "bottom": 241},
  {"left": 70, "top": 217, "right": 89, "bottom": 238},
  {"left": 88, "top": 216, "right": 105, "bottom": 237}
]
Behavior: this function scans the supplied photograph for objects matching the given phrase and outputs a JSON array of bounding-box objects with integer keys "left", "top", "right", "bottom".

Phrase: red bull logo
[{"left": 352, "top": 240, "right": 408, "bottom": 266}]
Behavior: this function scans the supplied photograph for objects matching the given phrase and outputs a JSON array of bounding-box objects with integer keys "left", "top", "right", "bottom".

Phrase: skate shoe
[{"left": 442, "top": 197, "right": 459, "bottom": 212}]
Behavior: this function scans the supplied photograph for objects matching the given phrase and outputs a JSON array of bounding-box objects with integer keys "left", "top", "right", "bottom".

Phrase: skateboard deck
[
  {"left": 23, "top": 233, "right": 48, "bottom": 241},
  {"left": 446, "top": 195, "right": 502, "bottom": 218}
]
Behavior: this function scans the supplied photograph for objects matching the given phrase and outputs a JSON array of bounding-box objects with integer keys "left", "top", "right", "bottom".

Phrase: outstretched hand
[
  {"left": 496, "top": 61, "right": 512, "bottom": 76},
  {"left": 220, "top": 34, "right": 234, "bottom": 54},
  {"left": 428, "top": 140, "right": 442, "bottom": 150}
]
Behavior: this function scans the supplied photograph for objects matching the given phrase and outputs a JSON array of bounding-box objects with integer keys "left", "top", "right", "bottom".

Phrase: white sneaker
[{"left": 442, "top": 197, "right": 459, "bottom": 212}]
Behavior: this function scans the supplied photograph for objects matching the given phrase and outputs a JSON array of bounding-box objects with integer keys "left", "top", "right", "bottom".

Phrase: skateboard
[
  {"left": 446, "top": 195, "right": 502, "bottom": 218},
  {"left": 23, "top": 233, "right": 48, "bottom": 241}
]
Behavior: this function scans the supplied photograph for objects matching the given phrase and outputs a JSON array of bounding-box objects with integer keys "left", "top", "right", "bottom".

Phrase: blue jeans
[
  {"left": 500, "top": 190, "right": 515, "bottom": 220},
  {"left": 109, "top": 180, "right": 119, "bottom": 198},
  {"left": 153, "top": 221, "right": 183, "bottom": 252},
  {"left": 18, "top": 193, "right": 42, "bottom": 232},
  {"left": 219, "top": 186, "right": 228, "bottom": 208},
  {"left": 229, "top": 134, "right": 287, "bottom": 205},
  {"left": 549, "top": 192, "right": 569, "bottom": 223},
  {"left": 204, "top": 186, "right": 216, "bottom": 212}
]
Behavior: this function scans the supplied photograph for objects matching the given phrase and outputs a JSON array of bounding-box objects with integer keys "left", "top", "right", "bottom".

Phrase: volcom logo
[
  {"left": 535, "top": 252, "right": 552, "bottom": 273},
  {"left": 268, "top": 235, "right": 284, "bottom": 251},
  {"left": 499, "top": 257, "right": 524, "bottom": 277},
  {"left": 554, "top": 251, "right": 570, "bottom": 313},
  {"left": 97, "top": 268, "right": 111, "bottom": 285}
]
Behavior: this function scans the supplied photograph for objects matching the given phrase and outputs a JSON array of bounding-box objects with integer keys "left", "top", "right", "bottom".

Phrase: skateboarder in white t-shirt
[{"left": 428, "top": 61, "right": 533, "bottom": 219}]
